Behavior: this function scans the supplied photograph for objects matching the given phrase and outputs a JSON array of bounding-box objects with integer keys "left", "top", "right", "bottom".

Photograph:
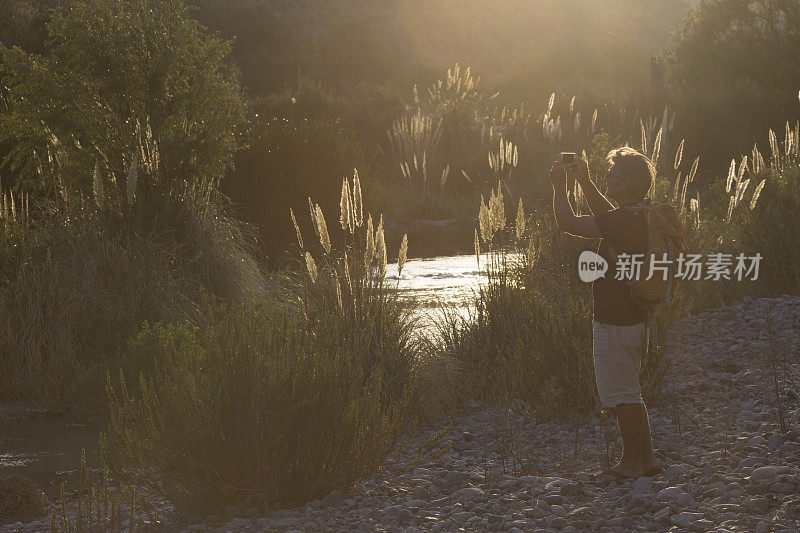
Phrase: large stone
[
  {"left": 677, "top": 491, "right": 695, "bottom": 506},
  {"left": 550, "top": 505, "right": 566, "bottom": 517},
  {"left": 656, "top": 486, "right": 686, "bottom": 502},
  {"left": 542, "top": 493, "right": 563, "bottom": 505},
  {"left": 443, "top": 470, "right": 469, "bottom": 485},
  {"left": 664, "top": 464, "right": 689, "bottom": 481},
  {"left": 768, "top": 434, "right": 785, "bottom": 450},
  {"left": 744, "top": 496, "right": 769, "bottom": 513},
  {"left": 751, "top": 466, "right": 791, "bottom": 482},
  {"left": 671, "top": 511, "right": 705, "bottom": 528}
]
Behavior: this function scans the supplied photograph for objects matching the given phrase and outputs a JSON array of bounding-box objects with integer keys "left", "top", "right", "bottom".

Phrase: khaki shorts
[{"left": 592, "top": 319, "right": 646, "bottom": 408}]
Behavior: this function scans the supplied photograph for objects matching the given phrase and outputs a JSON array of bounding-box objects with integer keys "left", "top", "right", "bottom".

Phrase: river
[{"left": 386, "top": 252, "right": 489, "bottom": 333}]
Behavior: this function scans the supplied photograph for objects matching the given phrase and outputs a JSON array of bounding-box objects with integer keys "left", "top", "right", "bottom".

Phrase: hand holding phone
[
  {"left": 560, "top": 152, "right": 576, "bottom": 164},
  {"left": 549, "top": 161, "right": 567, "bottom": 188}
]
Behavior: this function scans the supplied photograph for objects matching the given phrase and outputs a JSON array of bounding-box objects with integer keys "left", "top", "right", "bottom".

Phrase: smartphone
[{"left": 560, "top": 152, "right": 576, "bottom": 164}]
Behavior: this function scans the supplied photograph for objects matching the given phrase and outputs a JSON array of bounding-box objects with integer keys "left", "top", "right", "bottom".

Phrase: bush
[
  {"left": 105, "top": 190, "right": 418, "bottom": 510},
  {"left": 0, "top": 0, "right": 246, "bottom": 191},
  {"left": 0, "top": 175, "right": 266, "bottom": 405},
  {"left": 0, "top": 474, "right": 47, "bottom": 525}
]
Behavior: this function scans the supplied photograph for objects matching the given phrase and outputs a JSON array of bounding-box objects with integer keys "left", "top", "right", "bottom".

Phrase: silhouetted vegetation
[{"left": 1, "top": 0, "right": 800, "bottom": 522}]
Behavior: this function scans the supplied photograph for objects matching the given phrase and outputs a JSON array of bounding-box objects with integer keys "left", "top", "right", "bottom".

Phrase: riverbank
[{"left": 7, "top": 293, "right": 799, "bottom": 531}]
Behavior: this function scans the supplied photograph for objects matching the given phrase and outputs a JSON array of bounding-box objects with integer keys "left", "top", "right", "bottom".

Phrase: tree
[
  {"left": 0, "top": 0, "right": 246, "bottom": 192},
  {"left": 0, "top": 0, "right": 54, "bottom": 54},
  {"left": 667, "top": 0, "right": 800, "bottom": 95},
  {"left": 665, "top": 0, "right": 800, "bottom": 170}
]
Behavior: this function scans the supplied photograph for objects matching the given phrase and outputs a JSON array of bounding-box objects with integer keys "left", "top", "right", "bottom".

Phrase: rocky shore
[{"left": 5, "top": 294, "right": 800, "bottom": 532}]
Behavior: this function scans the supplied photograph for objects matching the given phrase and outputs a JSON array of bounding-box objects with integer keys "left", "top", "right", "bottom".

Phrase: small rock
[
  {"left": 656, "top": 486, "right": 686, "bottom": 502},
  {"left": 550, "top": 505, "right": 566, "bottom": 517},
  {"left": 632, "top": 477, "right": 653, "bottom": 493},
  {"left": 453, "top": 487, "right": 484, "bottom": 503},
  {"left": 542, "top": 493, "right": 563, "bottom": 505},
  {"left": 768, "top": 434, "right": 785, "bottom": 450},
  {"left": 744, "top": 496, "right": 769, "bottom": 513},
  {"left": 443, "top": 470, "right": 468, "bottom": 485},
  {"left": 653, "top": 507, "right": 671, "bottom": 520},
  {"left": 751, "top": 466, "right": 789, "bottom": 482},
  {"left": 664, "top": 464, "right": 689, "bottom": 481}
]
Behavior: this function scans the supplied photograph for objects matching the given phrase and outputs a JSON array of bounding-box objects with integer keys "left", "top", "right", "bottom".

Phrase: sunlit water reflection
[{"left": 385, "top": 253, "right": 494, "bottom": 336}]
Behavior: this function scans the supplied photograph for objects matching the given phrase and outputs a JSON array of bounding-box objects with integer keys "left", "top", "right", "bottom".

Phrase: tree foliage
[
  {"left": 666, "top": 0, "right": 800, "bottom": 96},
  {"left": 0, "top": 0, "right": 246, "bottom": 192},
  {"left": 665, "top": 0, "right": 800, "bottom": 170}
]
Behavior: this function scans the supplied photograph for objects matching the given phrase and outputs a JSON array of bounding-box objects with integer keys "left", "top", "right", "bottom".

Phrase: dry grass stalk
[
  {"left": 92, "top": 161, "right": 104, "bottom": 209},
  {"left": 515, "top": 199, "right": 526, "bottom": 241},
  {"left": 750, "top": 179, "right": 766, "bottom": 209},
  {"left": 308, "top": 197, "right": 319, "bottom": 239},
  {"left": 343, "top": 250, "right": 352, "bottom": 293},
  {"left": 126, "top": 156, "right": 137, "bottom": 206},
  {"left": 352, "top": 169, "right": 363, "bottom": 227},
  {"left": 375, "top": 215, "right": 387, "bottom": 279},
  {"left": 290, "top": 207, "right": 303, "bottom": 248},
  {"left": 640, "top": 119, "right": 647, "bottom": 154},
  {"left": 687, "top": 156, "right": 699, "bottom": 184},
  {"left": 315, "top": 204, "right": 331, "bottom": 254},
  {"left": 365, "top": 215, "right": 375, "bottom": 271},
  {"left": 674, "top": 139, "right": 684, "bottom": 170},
  {"left": 305, "top": 252, "right": 318, "bottom": 283},
  {"left": 474, "top": 229, "right": 480, "bottom": 267},
  {"left": 726, "top": 159, "right": 736, "bottom": 193},
  {"left": 651, "top": 127, "right": 662, "bottom": 170},
  {"left": 397, "top": 234, "right": 408, "bottom": 277}
]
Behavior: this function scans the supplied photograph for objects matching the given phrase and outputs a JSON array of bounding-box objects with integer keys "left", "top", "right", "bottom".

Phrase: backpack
[{"left": 607, "top": 199, "right": 687, "bottom": 353}]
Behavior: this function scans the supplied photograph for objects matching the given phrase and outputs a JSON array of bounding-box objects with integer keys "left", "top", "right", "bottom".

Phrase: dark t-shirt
[{"left": 592, "top": 207, "right": 649, "bottom": 326}]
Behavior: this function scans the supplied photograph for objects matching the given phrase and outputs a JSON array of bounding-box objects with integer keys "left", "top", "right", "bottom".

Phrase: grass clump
[
  {"left": 103, "top": 181, "right": 418, "bottom": 511},
  {"left": 0, "top": 474, "right": 48, "bottom": 525},
  {"left": 0, "top": 168, "right": 266, "bottom": 406}
]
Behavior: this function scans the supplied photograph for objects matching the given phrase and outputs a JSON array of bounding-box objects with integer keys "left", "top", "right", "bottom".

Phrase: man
[{"left": 550, "top": 145, "right": 662, "bottom": 479}]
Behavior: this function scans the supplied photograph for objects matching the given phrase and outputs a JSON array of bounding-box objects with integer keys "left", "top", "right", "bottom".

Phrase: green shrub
[
  {"left": 105, "top": 189, "right": 417, "bottom": 511},
  {"left": 105, "top": 303, "right": 402, "bottom": 510}
]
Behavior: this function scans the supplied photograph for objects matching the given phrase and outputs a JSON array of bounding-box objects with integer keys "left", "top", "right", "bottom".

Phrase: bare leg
[
  {"left": 640, "top": 402, "right": 660, "bottom": 472},
  {"left": 610, "top": 403, "right": 645, "bottom": 477}
]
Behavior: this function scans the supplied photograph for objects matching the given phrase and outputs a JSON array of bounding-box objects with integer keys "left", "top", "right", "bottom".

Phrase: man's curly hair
[{"left": 606, "top": 145, "right": 655, "bottom": 200}]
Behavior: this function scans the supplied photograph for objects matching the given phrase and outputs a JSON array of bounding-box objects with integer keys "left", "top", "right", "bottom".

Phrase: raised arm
[
  {"left": 551, "top": 162, "right": 603, "bottom": 239},
  {"left": 569, "top": 157, "right": 615, "bottom": 215}
]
